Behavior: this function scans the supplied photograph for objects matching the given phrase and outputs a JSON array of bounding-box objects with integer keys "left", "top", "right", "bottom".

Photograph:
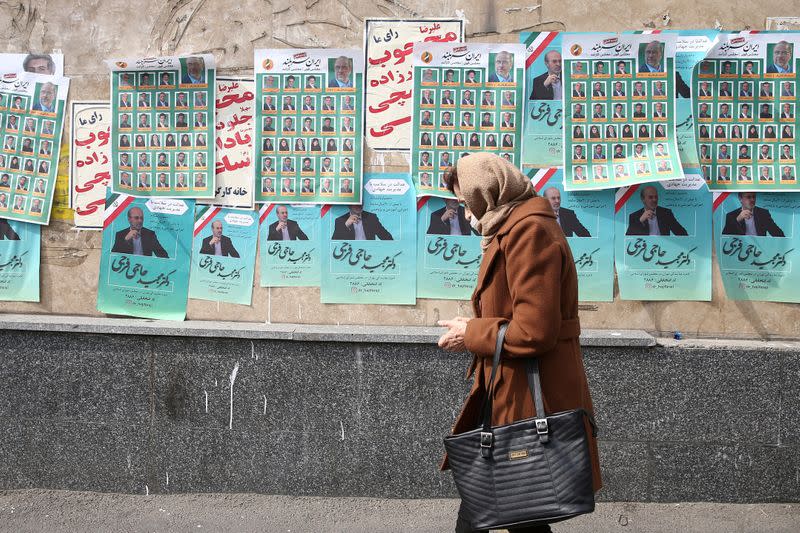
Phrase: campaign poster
[
  {"left": 0, "top": 72, "right": 69, "bottom": 224},
  {"left": 528, "top": 167, "right": 615, "bottom": 301},
  {"left": 415, "top": 196, "right": 481, "bottom": 299},
  {"left": 188, "top": 206, "right": 258, "bottom": 305},
  {"left": 320, "top": 173, "right": 416, "bottom": 304},
  {"left": 693, "top": 33, "right": 800, "bottom": 191},
  {"left": 258, "top": 203, "right": 321, "bottom": 287},
  {"left": 254, "top": 48, "right": 364, "bottom": 204},
  {"left": 411, "top": 42, "right": 526, "bottom": 197},
  {"left": 714, "top": 190, "right": 800, "bottom": 302},
  {"left": 202, "top": 77, "right": 255, "bottom": 208},
  {"left": 106, "top": 55, "right": 216, "bottom": 198},
  {"left": 0, "top": 52, "right": 64, "bottom": 77},
  {"left": 70, "top": 102, "right": 110, "bottom": 229},
  {"left": 614, "top": 176, "right": 712, "bottom": 300},
  {"left": 561, "top": 33, "right": 683, "bottom": 190},
  {"left": 522, "top": 32, "right": 564, "bottom": 168},
  {"left": 668, "top": 30, "right": 718, "bottom": 180},
  {"left": 364, "top": 18, "right": 463, "bottom": 150},
  {"left": 97, "top": 193, "right": 194, "bottom": 320},
  {"left": 0, "top": 218, "right": 40, "bottom": 302}
]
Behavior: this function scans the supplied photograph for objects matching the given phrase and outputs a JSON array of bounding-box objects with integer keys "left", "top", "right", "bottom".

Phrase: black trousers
[{"left": 455, "top": 501, "right": 553, "bottom": 533}]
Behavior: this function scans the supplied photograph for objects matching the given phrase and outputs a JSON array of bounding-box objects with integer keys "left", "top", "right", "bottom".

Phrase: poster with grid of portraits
[
  {"left": 562, "top": 33, "right": 683, "bottom": 190},
  {"left": 0, "top": 72, "right": 69, "bottom": 224},
  {"left": 693, "top": 33, "right": 800, "bottom": 191},
  {"left": 410, "top": 42, "right": 525, "bottom": 197},
  {"left": 254, "top": 49, "right": 364, "bottom": 205},
  {"left": 106, "top": 55, "right": 216, "bottom": 198}
]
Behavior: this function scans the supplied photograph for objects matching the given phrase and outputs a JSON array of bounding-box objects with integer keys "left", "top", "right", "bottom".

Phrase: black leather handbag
[{"left": 444, "top": 324, "right": 597, "bottom": 530}]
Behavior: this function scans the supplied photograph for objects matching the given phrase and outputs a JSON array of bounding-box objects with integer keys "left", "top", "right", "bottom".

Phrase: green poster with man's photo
[
  {"left": 561, "top": 33, "right": 683, "bottom": 190},
  {"left": 522, "top": 31, "right": 564, "bottom": 168},
  {"left": 97, "top": 192, "right": 194, "bottom": 320},
  {"left": 410, "top": 42, "right": 526, "bottom": 197},
  {"left": 259, "top": 203, "right": 321, "bottom": 287},
  {"left": 0, "top": 72, "right": 69, "bottom": 224},
  {"left": 693, "top": 33, "right": 800, "bottom": 191},
  {"left": 0, "top": 218, "right": 40, "bottom": 301},
  {"left": 254, "top": 48, "right": 364, "bottom": 205},
  {"left": 188, "top": 206, "right": 258, "bottom": 305},
  {"left": 320, "top": 173, "right": 416, "bottom": 304},
  {"left": 105, "top": 54, "right": 216, "bottom": 198}
]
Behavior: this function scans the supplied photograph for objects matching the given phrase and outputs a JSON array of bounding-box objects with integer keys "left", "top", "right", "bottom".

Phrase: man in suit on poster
[
  {"left": 543, "top": 187, "right": 591, "bottom": 237},
  {"left": 625, "top": 186, "right": 688, "bottom": 236},
  {"left": 112, "top": 207, "right": 169, "bottom": 257},
  {"left": 0, "top": 219, "right": 20, "bottom": 240},
  {"left": 722, "top": 192, "right": 784, "bottom": 236},
  {"left": 332, "top": 205, "right": 393, "bottom": 240},
  {"left": 529, "top": 50, "right": 562, "bottom": 100},
  {"left": 427, "top": 199, "right": 478, "bottom": 236},
  {"left": 267, "top": 205, "right": 309, "bottom": 241},
  {"left": 200, "top": 220, "right": 240, "bottom": 257}
]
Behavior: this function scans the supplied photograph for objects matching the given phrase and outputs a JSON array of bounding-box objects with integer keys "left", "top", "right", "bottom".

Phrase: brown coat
[{"left": 443, "top": 196, "right": 602, "bottom": 493}]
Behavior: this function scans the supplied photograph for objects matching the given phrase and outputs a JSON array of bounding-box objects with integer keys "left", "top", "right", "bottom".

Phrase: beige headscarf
[{"left": 454, "top": 153, "right": 536, "bottom": 250}]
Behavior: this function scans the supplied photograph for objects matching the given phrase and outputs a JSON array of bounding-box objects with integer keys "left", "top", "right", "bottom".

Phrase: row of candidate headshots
[
  {"left": 570, "top": 101, "right": 669, "bottom": 122},
  {"left": 117, "top": 170, "right": 209, "bottom": 190},
  {"left": 117, "top": 58, "right": 209, "bottom": 88},
  {"left": 0, "top": 152, "right": 51, "bottom": 175},
  {"left": 573, "top": 160, "right": 675, "bottom": 182},
  {"left": 0, "top": 83, "right": 59, "bottom": 114},
  {"left": 260, "top": 176, "right": 355, "bottom": 196},
  {"left": 0, "top": 174, "right": 49, "bottom": 195},
  {"left": 571, "top": 123, "right": 669, "bottom": 141},
  {"left": 2, "top": 114, "right": 57, "bottom": 137},
  {"left": 419, "top": 150, "right": 515, "bottom": 169},
  {"left": 699, "top": 42, "right": 795, "bottom": 76},
  {"left": 262, "top": 136, "right": 356, "bottom": 155},
  {"left": 698, "top": 123, "right": 795, "bottom": 141},
  {"left": 117, "top": 90, "right": 208, "bottom": 110},
  {"left": 699, "top": 142, "right": 796, "bottom": 163},
  {"left": 0, "top": 192, "right": 46, "bottom": 215},
  {"left": 261, "top": 56, "right": 357, "bottom": 90},
  {"left": 531, "top": 41, "right": 686, "bottom": 100},
  {"left": 419, "top": 109, "right": 517, "bottom": 130},
  {"left": 118, "top": 151, "right": 209, "bottom": 171},
  {"left": 261, "top": 155, "right": 356, "bottom": 175},
  {"left": 419, "top": 88, "right": 518, "bottom": 108},
  {"left": 696, "top": 101, "right": 795, "bottom": 121},
  {"left": 572, "top": 141, "right": 671, "bottom": 162},
  {"left": 118, "top": 110, "right": 208, "bottom": 130},
  {"left": 118, "top": 132, "right": 208, "bottom": 149},
  {"left": 568, "top": 79, "right": 670, "bottom": 100},
  {"left": 261, "top": 115, "right": 356, "bottom": 135},
  {"left": 263, "top": 94, "right": 356, "bottom": 113},
  {"left": 696, "top": 80, "right": 796, "bottom": 99},
  {"left": 703, "top": 163, "right": 798, "bottom": 184},
  {"left": 419, "top": 131, "right": 516, "bottom": 149}
]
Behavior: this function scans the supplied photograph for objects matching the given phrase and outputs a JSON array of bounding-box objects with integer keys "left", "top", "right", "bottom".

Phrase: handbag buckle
[
  {"left": 535, "top": 418, "right": 549, "bottom": 435},
  {"left": 480, "top": 432, "right": 493, "bottom": 448}
]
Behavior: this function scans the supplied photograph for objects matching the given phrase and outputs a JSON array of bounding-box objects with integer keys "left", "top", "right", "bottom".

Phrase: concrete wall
[
  {"left": 0, "top": 316, "right": 798, "bottom": 502},
  {"left": 2, "top": 1, "right": 800, "bottom": 339}
]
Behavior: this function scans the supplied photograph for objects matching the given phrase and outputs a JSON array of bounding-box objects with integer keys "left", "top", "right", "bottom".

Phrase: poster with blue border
[
  {"left": 0, "top": 218, "right": 40, "bottom": 301},
  {"left": 528, "top": 167, "right": 614, "bottom": 301},
  {"left": 97, "top": 192, "right": 194, "bottom": 319},
  {"left": 416, "top": 196, "right": 481, "bottom": 299},
  {"left": 320, "top": 172, "right": 416, "bottom": 304},
  {"left": 188, "top": 206, "right": 258, "bottom": 305},
  {"left": 714, "top": 190, "right": 800, "bottom": 302},
  {"left": 259, "top": 203, "right": 321, "bottom": 287},
  {"left": 614, "top": 176, "right": 712, "bottom": 300}
]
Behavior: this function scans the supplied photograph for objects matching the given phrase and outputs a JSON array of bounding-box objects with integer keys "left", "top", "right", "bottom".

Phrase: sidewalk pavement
[{"left": 0, "top": 490, "right": 797, "bottom": 532}]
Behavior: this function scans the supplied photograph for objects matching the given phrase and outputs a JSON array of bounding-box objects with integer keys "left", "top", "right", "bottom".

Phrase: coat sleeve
[{"left": 464, "top": 221, "right": 563, "bottom": 358}]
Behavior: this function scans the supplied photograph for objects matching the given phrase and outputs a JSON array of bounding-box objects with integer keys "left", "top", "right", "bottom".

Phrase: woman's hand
[{"left": 437, "top": 317, "right": 472, "bottom": 352}]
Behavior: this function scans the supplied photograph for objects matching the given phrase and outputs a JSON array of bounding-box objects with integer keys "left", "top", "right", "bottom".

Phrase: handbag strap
[
  {"left": 525, "top": 357, "right": 550, "bottom": 443},
  {"left": 479, "top": 323, "right": 508, "bottom": 456}
]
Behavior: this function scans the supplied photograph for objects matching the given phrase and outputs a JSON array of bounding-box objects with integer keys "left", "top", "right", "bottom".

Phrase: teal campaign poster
[
  {"left": 522, "top": 32, "right": 563, "bottom": 168},
  {"left": 188, "top": 206, "right": 258, "bottom": 305},
  {"left": 320, "top": 173, "right": 416, "bottom": 304},
  {"left": 614, "top": 176, "right": 712, "bottom": 300},
  {"left": 714, "top": 190, "right": 800, "bottom": 302},
  {"left": 259, "top": 203, "right": 321, "bottom": 287},
  {"left": 97, "top": 193, "right": 194, "bottom": 320},
  {"left": 416, "top": 196, "right": 481, "bottom": 299},
  {"left": 528, "top": 168, "right": 614, "bottom": 301},
  {"left": 0, "top": 218, "right": 40, "bottom": 301}
]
